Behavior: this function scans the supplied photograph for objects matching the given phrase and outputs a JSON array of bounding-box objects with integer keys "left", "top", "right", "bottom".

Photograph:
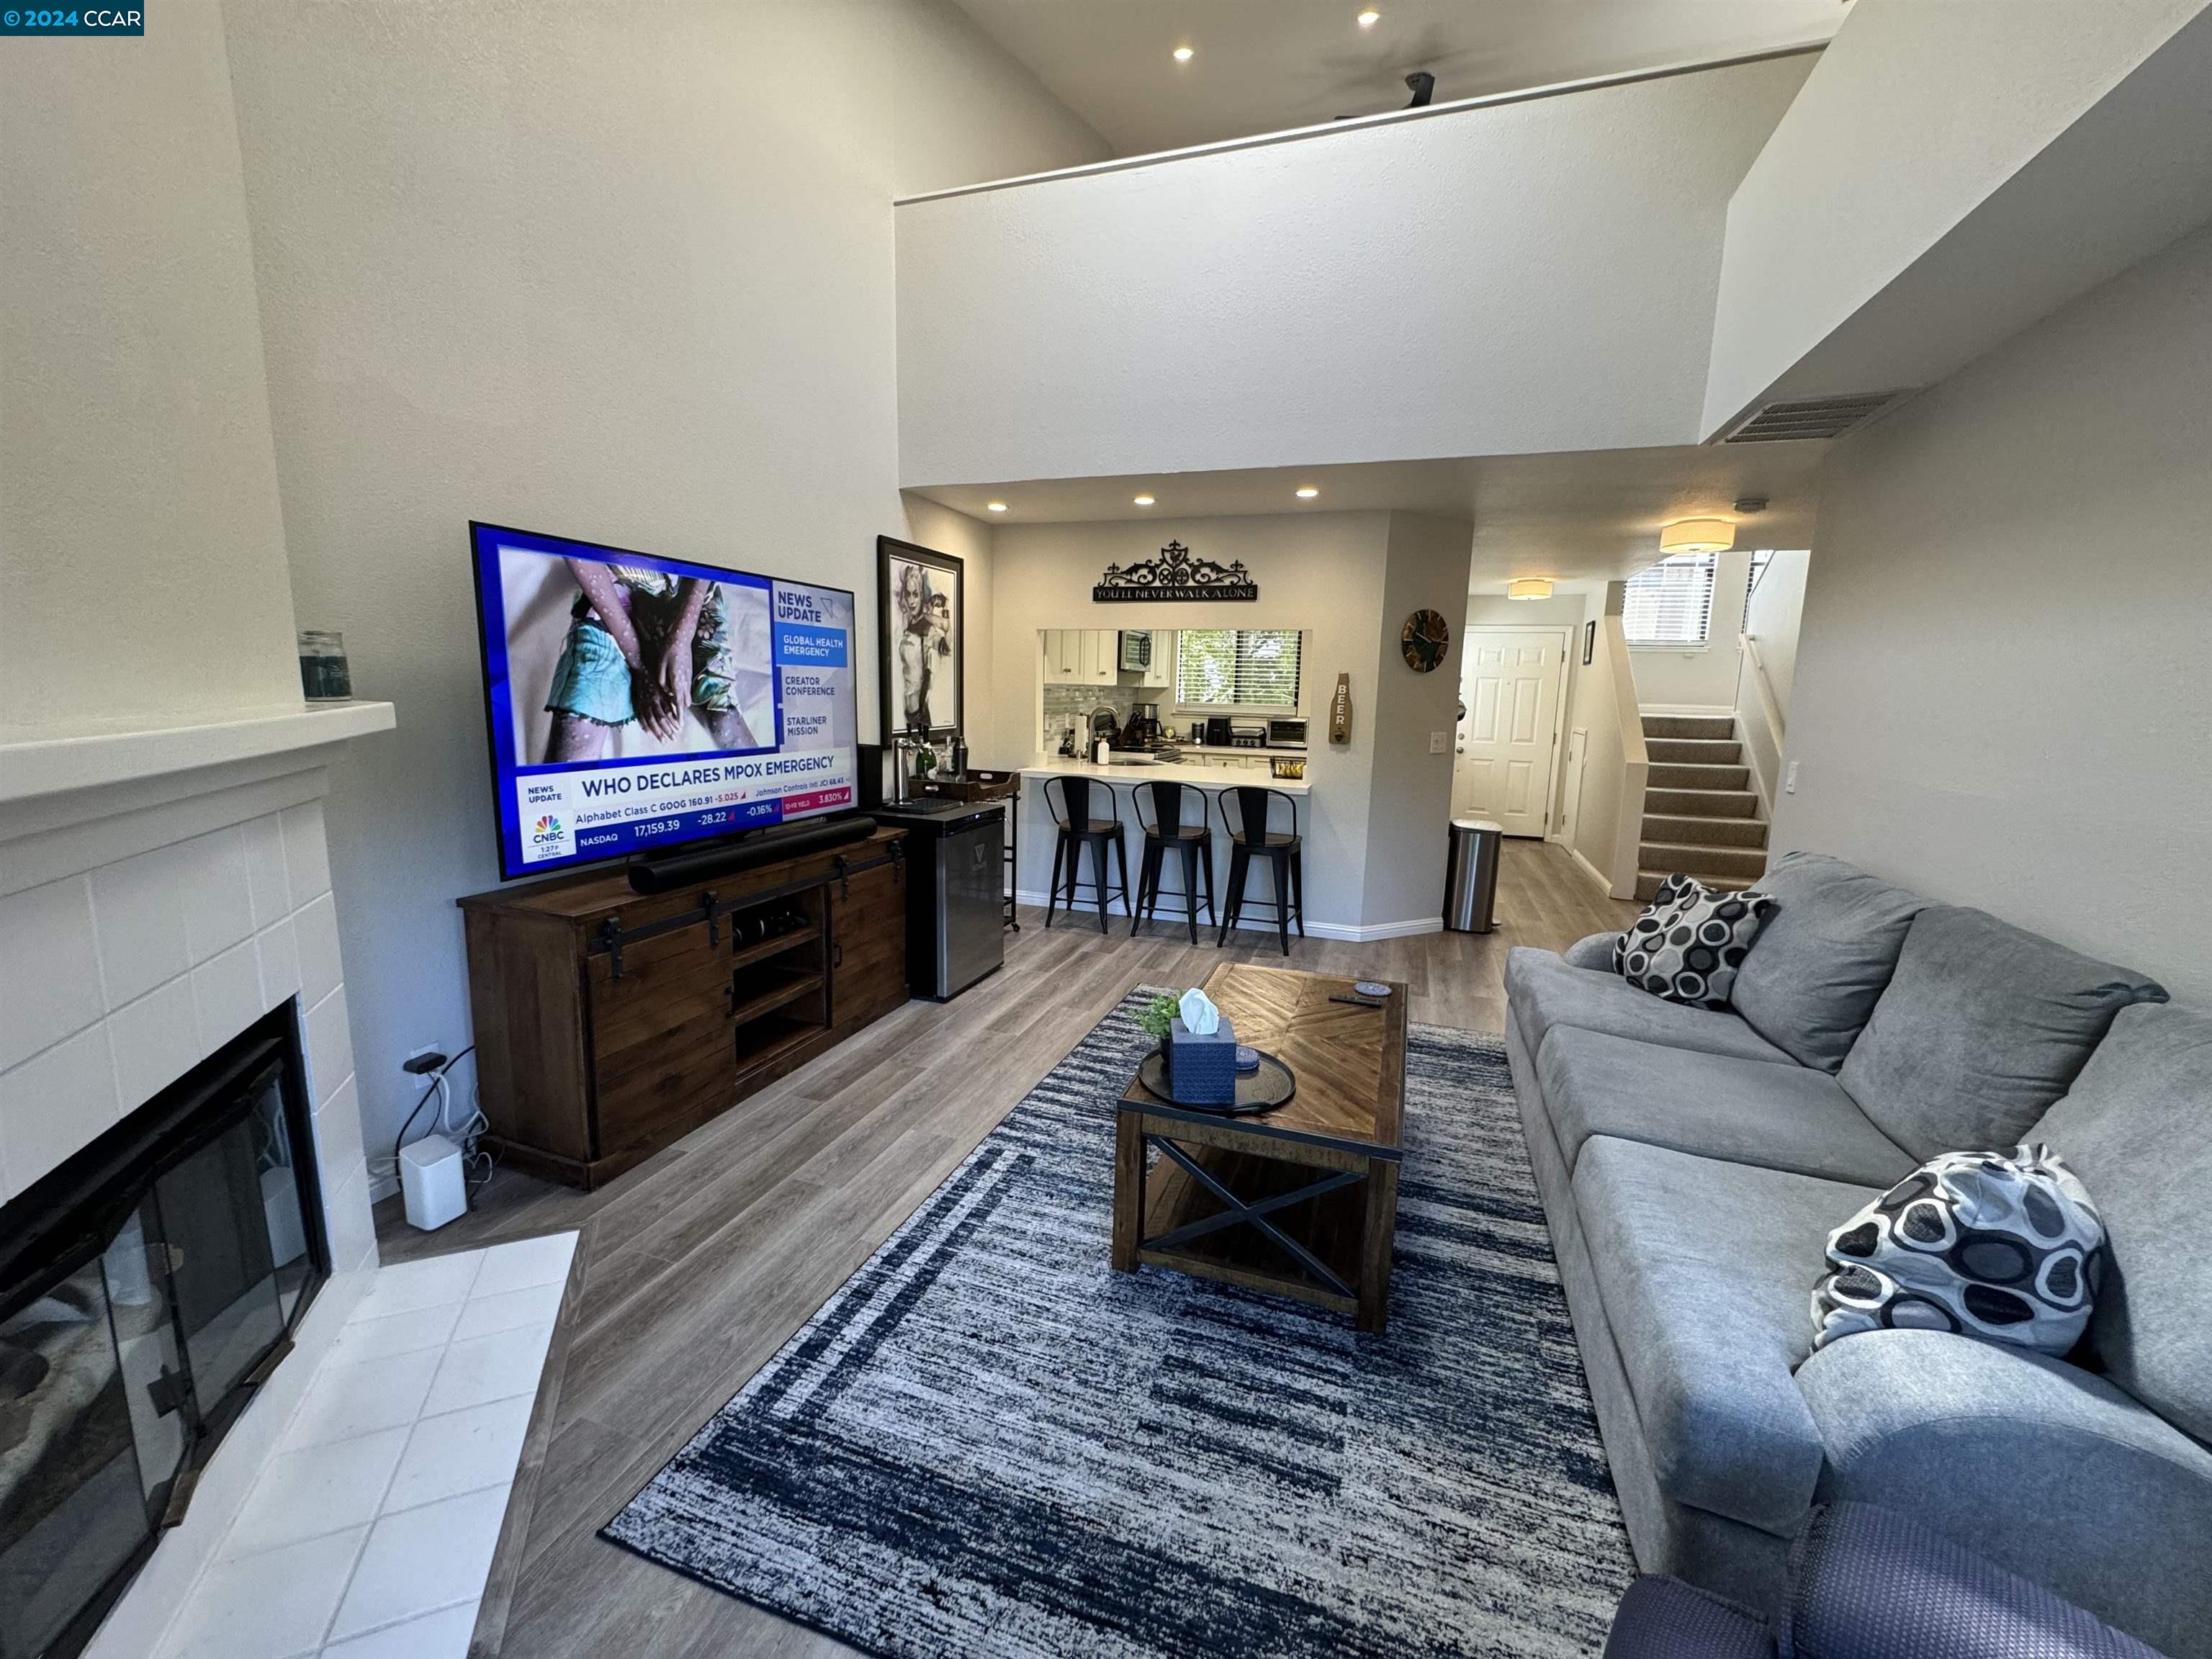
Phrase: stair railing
[{"left": 1735, "top": 631, "right": 1787, "bottom": 817}]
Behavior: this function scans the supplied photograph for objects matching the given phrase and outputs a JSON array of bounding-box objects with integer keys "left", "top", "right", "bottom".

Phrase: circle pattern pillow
[
  {"left": 1810, "top": 1144, "right": 2103, "bottom": 1355},
  {"left": 1609, "top": 873, "right": 1776, "bottom": 1009}
]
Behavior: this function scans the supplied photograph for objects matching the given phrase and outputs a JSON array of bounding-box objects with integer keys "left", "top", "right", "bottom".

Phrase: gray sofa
[{"left": 1503, "top": 851, "right": 2211, "bottom": 1658}]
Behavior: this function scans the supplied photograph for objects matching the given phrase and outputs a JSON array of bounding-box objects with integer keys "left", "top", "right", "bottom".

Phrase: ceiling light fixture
[
  {"left": 1507, "top": 578, "right": 1553, "bottom": 601},
  {"left": 1357, "top": 8, "right": 1380, "bottom": 27},
  {"left": 1295, "top": 485, "right": 1319, "bottom": 499},
  {"left": 986, "top": 500, "right": 1008, "bottom": 513},
  {"left": 1133, "top": 494, "right": 1156, "bottom": 506},
  {"left": 1172, "top": 44, "right": 1194, "bottom": 62},
  {"left": 1660, "top": 517, "right": 1734, "bottom": 554}
]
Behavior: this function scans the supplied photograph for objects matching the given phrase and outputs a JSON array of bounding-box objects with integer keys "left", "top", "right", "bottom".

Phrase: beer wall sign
[{"left": 1093, "top": 540, "right": 1258, "bottom": 603}]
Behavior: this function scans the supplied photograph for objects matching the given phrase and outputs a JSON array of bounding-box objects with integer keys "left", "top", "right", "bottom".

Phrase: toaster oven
[{"left": 1266, "top": 718, "right": 1308, "bottom": 750}]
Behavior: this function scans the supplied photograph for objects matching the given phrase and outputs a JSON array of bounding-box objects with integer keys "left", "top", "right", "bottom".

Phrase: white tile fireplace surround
[{"left": 0, "top": 706, "right": 410, "bottom": 1658}]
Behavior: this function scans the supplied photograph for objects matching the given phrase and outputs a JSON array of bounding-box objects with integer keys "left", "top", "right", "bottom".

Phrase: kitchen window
[
  {"left": 1174, "top": 629, "right": 1302, "bottom": 711},
  {"left": 1624, "top": 553, "right": 1718, "bottom": 647}
]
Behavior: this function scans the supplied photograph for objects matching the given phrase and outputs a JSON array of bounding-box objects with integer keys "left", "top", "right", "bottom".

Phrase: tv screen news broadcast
[{"left": 469, "top": 523, "right": 858, "bottom": 880}]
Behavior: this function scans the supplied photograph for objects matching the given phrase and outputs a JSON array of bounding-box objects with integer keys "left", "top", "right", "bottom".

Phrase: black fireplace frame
[{"left": 0, "top": 1002, "right": 330, "bottom": 1659}]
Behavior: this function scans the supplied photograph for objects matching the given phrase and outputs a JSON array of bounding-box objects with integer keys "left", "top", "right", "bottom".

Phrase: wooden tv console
[{"left": 457, "top": 826, "right": 908, "bottom": 1190}]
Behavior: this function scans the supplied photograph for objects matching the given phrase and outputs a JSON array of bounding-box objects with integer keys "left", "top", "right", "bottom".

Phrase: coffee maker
[{"left": 1123, "top": 701, "right": 1162, "bottom": 749}]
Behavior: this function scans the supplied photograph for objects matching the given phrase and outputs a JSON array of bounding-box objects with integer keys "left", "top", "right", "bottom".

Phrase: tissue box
[{"left": 1164, "top": 1015, "right": 1238, "bottom": 1104}]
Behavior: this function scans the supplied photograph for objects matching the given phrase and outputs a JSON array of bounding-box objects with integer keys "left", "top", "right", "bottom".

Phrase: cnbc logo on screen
[
  {"left": 526, "top": 814, "right": 571, "bottom": 860},
  {"left": 1, "top": 8, "right": 145, "bottom": 34}
]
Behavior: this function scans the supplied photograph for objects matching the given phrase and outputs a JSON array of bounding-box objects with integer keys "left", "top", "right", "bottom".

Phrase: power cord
[{"left": 387, "top": 1045, "right": 477, "bottom": 1179}]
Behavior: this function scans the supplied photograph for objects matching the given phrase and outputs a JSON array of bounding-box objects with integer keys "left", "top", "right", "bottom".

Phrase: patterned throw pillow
[
  {"left": 1811, "top": 1145, "right": 2103, "bottom": 1355},
  {"left": 1610, "top": 873, "right": 1775, "bottom": 1009}
]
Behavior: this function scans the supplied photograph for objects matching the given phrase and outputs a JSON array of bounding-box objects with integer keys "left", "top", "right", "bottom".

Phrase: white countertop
[{"left": 1020, "top": 757, "right": 1310, "bottom": 795}]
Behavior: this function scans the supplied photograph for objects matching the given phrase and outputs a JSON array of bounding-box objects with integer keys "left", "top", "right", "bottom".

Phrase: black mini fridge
[{"left": 873, "top": 801, "right": 1006, "bottom": 1000}]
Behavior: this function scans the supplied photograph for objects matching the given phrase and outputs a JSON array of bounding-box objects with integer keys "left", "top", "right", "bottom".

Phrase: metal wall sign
[{"left": 1093, "top": 541, "right": 1258, "bottom": 603}]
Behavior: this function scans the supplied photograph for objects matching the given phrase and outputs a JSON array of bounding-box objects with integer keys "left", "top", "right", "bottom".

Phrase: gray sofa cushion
[
  {"left": 1573, "top": 1136, "right": 1879, "bottom": 1534},
  {"left": 1564, "top": 930, "right": 1622, "bottom": 971},
  {"left": 1730, "top": 853, "right": 1924, "bottom": 1073},
  {"left": 1786, "top": 1502, "right": 2170, "bottom": 1659},
  {"left": 2031, "top": 1001, "right": 2212, "bottom": 1445},
  {"left": 1506, "top": 947, "right": 1793, "bottom": 1070},
  {"left": 1540, "top": 1026, "right": 1916, "bottom": 1187},
  {"left": 1835, "top": 907, "right": 2167, "bottom": 1161},
  {"left": 1798, "top": 1329, "right": 2212, "bottom": 1659}
]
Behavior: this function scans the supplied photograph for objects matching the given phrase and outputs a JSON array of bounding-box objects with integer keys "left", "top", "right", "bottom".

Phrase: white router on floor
[{"left": 400, "top": 1133, "right": 467, "bottom": 1231}]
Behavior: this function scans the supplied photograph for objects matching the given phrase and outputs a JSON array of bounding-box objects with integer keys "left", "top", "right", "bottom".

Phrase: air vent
[{"left": 1722, "top": 390, "right": 1915, "bottom": 444}]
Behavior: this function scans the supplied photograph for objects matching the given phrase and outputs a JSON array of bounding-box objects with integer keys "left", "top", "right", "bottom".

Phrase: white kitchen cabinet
[
  {"left": 1042, "top": 629, "right": 1084, "bottom": 683},
  {"left": 1078, "top": 629, "right": 1118, "bottom": 685}
]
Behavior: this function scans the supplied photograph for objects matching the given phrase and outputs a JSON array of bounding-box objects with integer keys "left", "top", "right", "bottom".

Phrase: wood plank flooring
[{"left": 377, "top": 839, "right": 1635, "bottom": 1658}]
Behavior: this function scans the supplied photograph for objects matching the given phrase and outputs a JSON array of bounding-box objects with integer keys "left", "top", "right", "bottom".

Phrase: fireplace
[{"left": 0, "top": 1003, "right": 327, "bottom": 1659}]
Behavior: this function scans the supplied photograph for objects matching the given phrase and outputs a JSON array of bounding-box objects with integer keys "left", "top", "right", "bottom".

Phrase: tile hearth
[{"left": 154, "top": 1234, "right": 575, "bottom": 1659}]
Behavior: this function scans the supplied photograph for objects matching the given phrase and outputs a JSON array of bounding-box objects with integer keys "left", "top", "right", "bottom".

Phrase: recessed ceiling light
[
  {"left": 986, "top": 500, "right": 1008, "bottom": 513},
  {"left": 1172, "top": 44, "right": 1194, "bottom": 63},
  {"left": 1133, "top": 494, "right": 1156, "bottom": 506},
  {"left": 1357, "top": 8, "right": 1381, "bottom": 27},
  {"left": 1295, "top": 486, "right": 1319, "bottom": 499}
]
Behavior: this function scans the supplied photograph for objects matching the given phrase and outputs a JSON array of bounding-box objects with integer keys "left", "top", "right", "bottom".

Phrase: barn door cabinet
[{"left": 459, "top": 827, "right": 909, "bottom": 1190}]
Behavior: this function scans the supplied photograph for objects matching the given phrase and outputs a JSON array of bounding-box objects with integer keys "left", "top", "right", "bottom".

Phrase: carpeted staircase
[{"left": 1637, "top": 713, "right": 1768, "bottom": 901}]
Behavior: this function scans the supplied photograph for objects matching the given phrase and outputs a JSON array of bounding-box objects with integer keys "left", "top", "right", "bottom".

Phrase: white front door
[{"left": 1454, "top": 629, "right": 1565, "bottom": 836}]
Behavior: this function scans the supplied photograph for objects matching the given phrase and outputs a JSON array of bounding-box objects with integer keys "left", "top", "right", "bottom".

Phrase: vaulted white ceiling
[{"left": 950, "top": 0, "right": 1848, "bottom": 158}]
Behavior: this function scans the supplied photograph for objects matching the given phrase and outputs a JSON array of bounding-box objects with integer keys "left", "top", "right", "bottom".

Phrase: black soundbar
[{"left": 625, "top": 814, "right": 879, "bottom": 894}]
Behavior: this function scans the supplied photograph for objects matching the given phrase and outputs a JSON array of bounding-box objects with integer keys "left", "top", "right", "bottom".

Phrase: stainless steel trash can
[{"left": 1444, "top": 818, "right": 1503, "bottom": 933}]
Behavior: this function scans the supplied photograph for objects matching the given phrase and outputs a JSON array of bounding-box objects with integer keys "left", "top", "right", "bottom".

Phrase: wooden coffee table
[{"left": 1110, "top": 963, "right": 1408, "bottom": 1332}]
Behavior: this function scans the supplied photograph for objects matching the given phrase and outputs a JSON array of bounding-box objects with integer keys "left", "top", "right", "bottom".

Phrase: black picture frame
[
  {"left": 1582, "top": 619, "right": 1596, "bottom": 666},
  {"left": 878, "top": 536, "right": 964, "bottom": 741}
]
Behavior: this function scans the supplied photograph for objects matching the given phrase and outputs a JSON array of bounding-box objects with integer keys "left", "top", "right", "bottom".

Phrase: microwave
[
  {"left": 1118, "top": 630, "right": 1154, "bottom": 672},
  {"left": 1267, "top": 718, "right": 1308, "bottom": 749}
]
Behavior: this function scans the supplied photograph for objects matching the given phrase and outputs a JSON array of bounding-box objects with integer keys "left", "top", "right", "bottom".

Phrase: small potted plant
[{"left": 1136, "top": 994, "right": 1180, "bottom": 1050}]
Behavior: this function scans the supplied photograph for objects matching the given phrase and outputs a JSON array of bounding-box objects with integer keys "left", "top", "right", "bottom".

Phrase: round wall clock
[{"left": 1401, "top": 608, "right": 1450, "bottom": 673}]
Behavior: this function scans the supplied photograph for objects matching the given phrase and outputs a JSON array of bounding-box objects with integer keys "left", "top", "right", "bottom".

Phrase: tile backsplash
[{"left": 1042, "top": 685, "right": 1142, "bottom": 752}]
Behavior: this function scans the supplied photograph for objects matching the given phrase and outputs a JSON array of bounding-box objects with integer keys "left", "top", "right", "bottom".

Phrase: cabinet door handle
[{"left": 832, "top": 941, "right": 843, "bottom": 970}]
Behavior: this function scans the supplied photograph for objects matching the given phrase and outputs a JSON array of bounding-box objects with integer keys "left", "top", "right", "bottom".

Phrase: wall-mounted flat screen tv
[{"left": 469, "top": 522, "right": 858, "bottom": 880}]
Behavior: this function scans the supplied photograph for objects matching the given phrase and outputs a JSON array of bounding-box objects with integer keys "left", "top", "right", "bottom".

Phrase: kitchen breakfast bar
[{"left": 1015, "top": 757, "right": 1314, "bottom": 948}]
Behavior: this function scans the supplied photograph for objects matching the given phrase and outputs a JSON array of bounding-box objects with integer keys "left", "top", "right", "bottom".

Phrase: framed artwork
[
  {"left": 877, "top": 536, "right": 963, "bottom": 739},
  {"left": 1583, "top": 620, "right": 1597, "bottom": 665}
]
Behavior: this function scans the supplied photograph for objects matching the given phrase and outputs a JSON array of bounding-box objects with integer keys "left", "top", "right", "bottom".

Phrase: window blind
[
  {"left": 1623, "top": 554, "right": 1717, "bottom": 646},
  {"left": 1174, "top": 629, "right": 1302, "bottom": 709}
]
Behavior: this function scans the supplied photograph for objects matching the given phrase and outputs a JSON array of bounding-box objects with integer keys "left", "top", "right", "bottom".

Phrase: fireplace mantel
[{"left": 0, "top": 701, "right": 395, "bottom": 806}]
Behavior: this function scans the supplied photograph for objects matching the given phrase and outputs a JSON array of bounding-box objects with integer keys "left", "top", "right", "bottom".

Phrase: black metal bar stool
[
  {"left": 1043, "top": 774, "right": 1130, "bottom": 934},
  {"left": 1215, "top": 785, "right": 1305, "bottom": 955},
  {"left": 1130, "top": 779, "right": 1216, "bottom": 944}
]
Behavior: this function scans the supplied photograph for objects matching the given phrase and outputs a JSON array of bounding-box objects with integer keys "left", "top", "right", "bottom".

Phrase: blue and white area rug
[{"left": 604, "top": 991, "right": 1633, "bottom": 1658}]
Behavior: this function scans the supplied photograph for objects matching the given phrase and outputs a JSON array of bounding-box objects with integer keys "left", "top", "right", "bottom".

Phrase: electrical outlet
[
  {"left": 1784, "top": 760, "right": 1800, "bottom": 796},
  {"left": 403, "top": 1046, "right": 445, "bottom": 1075},
  {"left": 1429, "top": 732, "right": 1447, "bottom": 754}
]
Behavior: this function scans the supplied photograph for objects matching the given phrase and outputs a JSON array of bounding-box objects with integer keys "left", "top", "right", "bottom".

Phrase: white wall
[
  {"left": 1627, "top": 549, "right": 1755, "bottom": 709},
  {"left": 1, "top": 6, "right": 301, "bottom": 742},
  {"left": 1704, "top": 0, "right": 2209, "bottom": 436},
  {"left": 1362, "top": 516, "right": 1473, "bottom": 925},
  {"left": 1775, "top": 225, "right": 2212, "bottom": 1006},
  {"left": 896, "top": 53, "right": 1814, "bottom": 485},
  {"left": 1740, "top": 549, "right": 1808, "bottom": 714},
  {"left": 892, "top": 0, "right": 1110, "bottom": 196},
  {"left": 218, "top": 0, "right": 1107, "bottom": 1179},
  {"left": 1732, "top": 549, "right": 1807, "bottom": 813},
  {"left": 1565, "top": 590, "right": 1640, "bottom": 894}
]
